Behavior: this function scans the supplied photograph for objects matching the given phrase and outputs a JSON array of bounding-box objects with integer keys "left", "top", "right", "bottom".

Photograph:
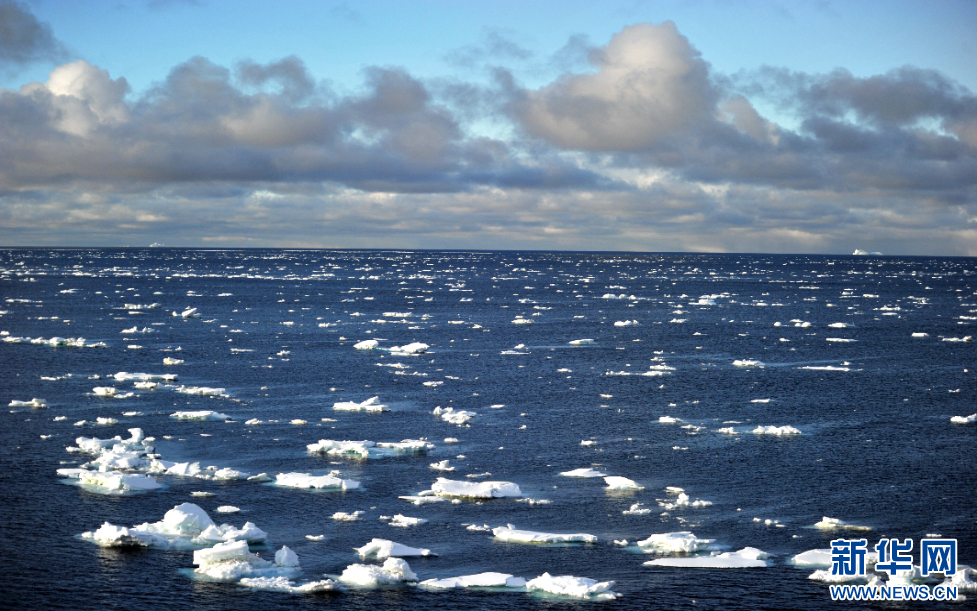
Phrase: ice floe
[
  {"left": 433, "top": 406, "right": 475, "bottom": 425},
  {"left": 559, "top": 468, "right": 607, "bottom": 478},
  {"left": 604, "top": 476, "right": 644, "bottom": 490},
  {"left": 420, "top": 572, "right": 526, "bottom": 589},
  {"left": 353, "top": 339, "right": 379, "bottom": 350},
  {"left": 333, "top": 397, "right": 388, "bottom": 412},
  {"left": 525, "top": 573, "right": 619, "bottom": 600},
  {"left": 951, "top": 413, "right": 976, "bottom": 424},
  {"left": 732, "top": 359, "right": 764, "bottom": 367},
  {"left": 338, "top": 558, "right": 417, "bottom": 586},
  {"left": 332, "top": 511, "right": 365, "bottom": 521},
  {"left": 752, "top": 425, "right": 802, "bottom": 436},
  {"left": 790, "top": 549, "right": 832, "bottom": 567},
  {"left": 614, "top": 320, "right": 639, "bottom": 327},
  {"left": 9, "top": 398, "right": 46, "bottom": 408},
  {"left": 813, "top": 516, "right": 872, "bottom": 531},
  {"left": 274, "top": 472, "right": 360, "bottom": 490},
  {"left": 192, "top": 540, "right": 299, "bottom": 582},
  {"left": 170, "top": 410, "right": 230, "bottom": 421},
  {"left": 389, "top": 342, "right": 429, "bottom": 354},
  {"left": 81, "top": 503, "right": 267, "bottom": 549},
  {"left": 384, "top": 514, "right": 428, "bottom": 528},
  {"left": 636, "top": 532, "right": 718, "bottom": 554},
  {"left": 428, "top": 477, "right": 521, "bottom": 499},
  {"left": 492, "top": 525, "right": 597, "bottom": 544},
  {"left": 659, "top": 492, "right": 713, "bottom": 510},
  {"left": 569, "top": 339, "right": 594, "bottom": 345},
  {"left": 307, "top": 439, "right": 433, "bottom": 458},
  {"left": 238, "top": 575, "right": 339, "bottom": 593},
  {"left": 355, "top": 538, "right": 436, "bottom": 559},
  {"left": 644, "top": 547, "right": 770, "bottom": 568},
  {"left": 623, "top": 503, "right": 653, "bottom": 516},
  {"left": 114, "top": 372, "right": 177, "bottom": 382}
]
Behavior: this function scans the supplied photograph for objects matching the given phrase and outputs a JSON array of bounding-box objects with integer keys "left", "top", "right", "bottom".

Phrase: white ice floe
[
  {"left": 752, "top": 425, "right": 801, "bottom": 435},
  {"left": 492, "top": 525, "right": 597, "bottom": 544},
  {"left": 389, "top": 342, "right": 429, "bottom": 354},
  {"left": 511, "top": 318, "right": 533, "bottom": 324},
  {"left": 568, "top": 339, "right": 594, "bottom": 345},
  {"left": 636, "top": 532, "right": 718, "bottom": 554},
  {"left": 828, "top": 323, "right": 855, "bottom": 328},
  {"left": 96, "top": 417, "right": 119, "bottom": 425},
  {"left": 614, "top": 320, "right": 639, "bottom": 327},
  {"left": 623, "top": 503, "right": 653, "bottom": 516},
  {"left": 81, "top": 503, "right": 267, "bottom": 549},
  {"left": 59, "top": 470, "right": 161, "bottom": 493},
  {"left": 429, "top": 477, "right": 521, "bottom": 499},
  {"left": 274, "top": 472, "right": 359, "bottom": 490},
  {"left": 813, "top": 516, "right": 872, "bottom": 531},
  {"left": 332, "top": 511, "right": 365, "bottom": 521},
  {"left": 559, "top": 468, "right": 607, "bottom": 478},
  {"left": 644, "top": 547, "right": 770, "bottom": 568},
  {"left": 912, "top": 332, "right": 929, "bottom": 338},
  {"left": 333, "top": 397, "right": 388, "bottom": 412},
  {"left": 353, "top": 339, "right": 379, "bottom": 350},
  {"left": 604, "top": 476, "right": 644, "bottom": 490},
  {"left": 121, "top": 327, "right": 154, "bottom": 334},
  {"left": 429, "top": 460, "right": 454, "bottom": 471},
  {"left": 433, "top": 406, "right": 475, "bottom": 425},
  {"left": 716, "top": 427, "right": 738, "bottom": 435},
  {"left": 659, "top": 493, "right": 713, "bottom": 510},
  {"left": 951, "top": 413, "right": 977, "bottom": 424},
  {"left": 659, "top": 416, "right": 682, "bottom": 423},
  {"left": 177, "top": 308, "right": 201, "bottom": 318},
  {"left": 114, "top": 372, "right": 178, "bottom": 382},
  {"left": 799, "top": 365, "right": 850, "bottom": 372},
  {"left": 307, "top": 439, "right": 433, "bottom": 458},
  {"left": 790, "top": 549, "right": 832, "bottom": 567},
  {"left": 93, "top": 387, "right": 118, "bottom": 396},
  {"left": 216, "top": 506, "right": 240, "bottom": 513},
  {"left": 385, "top": 514, "right": 428, "bottom": 528},
  {"left": 825, "top": 338, "right": 856, "bottom": 342},
  {"left": 355, "top": 538, "right": 436, "bottom": 560},
  {"left": 338, "top": 558, "right": 417, "bottom": 586},
  {"left": 163, "top": 357, "right": 184, "bottom": 366},
  {"left": 942, "top": 336, "right": 972, "bottom": 342},
  {"left": 174, "top": 386, "right": 227, "bottom": 397},
  {"left": 192, "top": 541, "right": 299, "bottom": 582},
  {"left": 9, "top": 398, "right": 46, "bottom": 408},
  {"left": 420, "top": 572, "right": 526, "bottom": 589},
  {"left": 733, "top": 359, "right": 764, "bottom": 367},
  {"left": 238, "top": 575, "right": 339, "bottom": 593},
  {"left": 170, "top": 410, "right": 230, "bottom": 421},
  {"left": 525, "top": 573, "right": 619, "bottom": 600}
]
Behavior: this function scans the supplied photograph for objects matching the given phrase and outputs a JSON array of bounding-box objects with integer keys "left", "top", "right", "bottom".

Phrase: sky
[{"left": 1, "top": 0, "right": 975, "bottom": 255}]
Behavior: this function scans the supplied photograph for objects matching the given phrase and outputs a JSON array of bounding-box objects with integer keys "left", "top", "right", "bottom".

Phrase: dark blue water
[{"left": 1, "top": 249, "right": 974, "bottom": 610}]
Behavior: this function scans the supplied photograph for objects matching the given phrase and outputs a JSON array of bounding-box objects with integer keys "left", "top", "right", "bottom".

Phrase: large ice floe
[
  {"left": 492, "top": 525, "right": 597, "bottom": 544},
  {"left": 427, "top": 477, "right": 521, "bottom": 499},
  {"left": 192, "top": 541, "right": 300, "bottom": 582},
  {"left": 337, "top": 558, "right": 417, "bottom": 587},
  {"left": 81, "top": 503, "right": 267, "bottom": 549},
  {"left": 644, "top": 547, "right": 770, "bottom": 568},
  {"left": 59, "top": 428, "right": 162, "bottom": 493},
  {"left": 355, "top": 538, "right": 436, "bottom": 560},
  {"left": 525, "top": 573, "right": 620, "bottom": 600},
  {"left": 559, "top": 468, "right": 607, "bottom": 478},
  {"left": 307, "top": 439, "right": 433, "bottom": 458},
  {"left": 951, "top": 413, "right": 977, "bottom": 424},
  {"left": 332, "top": 397, "right": 389, "bottom": 412},
  {"left": 273, "top": 472, "right": 360, "bottom": 490},
  {"left": 170, "top": 410, "right": 230, "bottom": 421},
  {"left": 419, "top": 572, "right": 527, "bottom": 589},
  {"left": 635, "top": 532, "right": 718, "bottom": 554}
]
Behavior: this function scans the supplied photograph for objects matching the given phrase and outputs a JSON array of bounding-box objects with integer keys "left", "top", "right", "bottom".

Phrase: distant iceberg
[{"left": 852, "top": 249, "right": 882, "bottom": 256}]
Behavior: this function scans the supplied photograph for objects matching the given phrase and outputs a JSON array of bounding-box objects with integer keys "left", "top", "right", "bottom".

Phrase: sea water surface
[{"left": 1, "top": 249, "right": 974, "bottom": 610}]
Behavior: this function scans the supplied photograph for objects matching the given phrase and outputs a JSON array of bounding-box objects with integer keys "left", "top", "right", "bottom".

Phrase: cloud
[{"left": 0, "top": 1, "right": 69, "bottom": 68}]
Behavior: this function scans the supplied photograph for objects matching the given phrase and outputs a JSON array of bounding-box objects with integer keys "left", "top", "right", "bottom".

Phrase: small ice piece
[
  {"left": 9, "top": 398, "right": 46, "bottom": 408},
  {"left": 569, "top": 339, "right": 594, "bottom": 345},
  {"left": 96, "top": 417, "right": 119, "bottom": 425},
  {"left": 813, "top": 517, "right": 872, "bottom": 531},
  {"left": 170, "top": 411, "right": 230, "bottom": 421},
  {"left": 604, "top": 476, "right": 644, "bottom": 490},
  {"left": 716, "top": 427, "right": 738, "bottom": 434},
  {"left": 216, "top": 506, "right": 240, "bottom": 513},
  {"left": 180, "top": 308, "right": 200, "bottom": 318},
  {"left": 238, "top": 576, "right": 339, "bottom": 593},
  {"left": 911, "top": 332, "right": 929, "bottom": 338},
  {"left": 93, "top": 387, "right": 118, "bottom": 396},
  {"left": 752, "top": 425, "right": 801, "bottom": 435},
  {"left": 613, "top": 320, "right": 639, "bottom": 327},
  {"left": 790, "top": 549, "right": 832, "bottom": 567},
  {"left": 951, "top": 413, "right": 977, "bottom": 424},
  {"left": 307, "top": 439, "right": 433, "bottom": 458},
  {"left": 644, "top": 547, "right": 770, "bottom": 568},
  {"left": 174, "top": 386, "right": 227, "bottom": 397},
  {"left": 163, "top": 357, "right": 184, "bottom": 366},
  {"left": 659, "top": 493, "right": 712, "bottom": 510},
  {"left": 623, "top": 503, "right": 652, "bottom": 516},
  {"left": 658, "top": 416, "right": 682, "bottom": 424},
  {"left": 433, "top": 406, "right": 476, "bottom": 425},
  {"left": 353, "top": 339, "right": 379, "bottom": 350},
  {"left": 636, "top": 532, "right": 717, "bottom": 554},
  {"left": 274, "top": 472, "right": 360, "bottom": 490},
  {"left": 389, "top": 342, "right": 429, "bottom": 354},
  {"left": 493, "top": 526, "right": 597, "bottom": 544},
  {"left": 332, "top": 511, "right": 365, "bottom": 521},
  {"left": 430, "top": 460, "right": 454, "bottom": 472},
  {"left": 525, "top": 573, "right": 619, "bottom": 600},
  {"left": 306, "top": 535, "right": 326, "bottom": 542},
  {"left": 559, "top": 468, "right": 607, "bottom": 478},
  {"left": 443, "top": 437, "right": 459, "bottom": 444},
  {"left": 190, "top": 491, "right": 215, "bottom": 498},
  {"left": 732, "top": 360, "right": 764, "bottom": 367},
  {"left": 290, "top": 419, "right": 307, "bottom": 425},
  {"left": 387, "top": 514, "right": 428, "bottom": 528},
  {"left": 355, "top": 538, "right": 436, "bottom": 560},
  {"left": 338, "top": 558, "right": 417, "bottom": 586},
  {"left": 430, "top": 477, "right": 521, "bottom": 499},
  {"left": 332, "top": 397, "right": 389, "bottom": 412},
  {"left": 420, "top": 572, "right": 527, "bottom": 589}
]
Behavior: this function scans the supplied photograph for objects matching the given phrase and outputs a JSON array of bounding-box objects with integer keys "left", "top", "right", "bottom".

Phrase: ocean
[{"left": 1, "top": 248, "right": 974, "bottom": 610}]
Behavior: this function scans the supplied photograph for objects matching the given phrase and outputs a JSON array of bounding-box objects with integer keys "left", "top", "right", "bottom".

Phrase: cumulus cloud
[{"left": 0, "top": 1, "right": 68, "bottom": 68}]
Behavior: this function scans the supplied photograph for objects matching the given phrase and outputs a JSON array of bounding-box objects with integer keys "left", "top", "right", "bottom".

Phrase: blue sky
[{"left": 1, "top": 0, "right": 975, "bottom": 254}]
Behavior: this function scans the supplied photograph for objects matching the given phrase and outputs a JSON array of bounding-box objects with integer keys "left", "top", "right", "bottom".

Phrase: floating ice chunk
[
  {"left": 96, "top": 417, "right": 119, "bottom": 425},
  {"left": 493, "top": 526, "right": 597, "bottom": 544},
  {"left": 93, "top": 387, "right": 117, "bottom": 396},
  {"left": 569, "top": 339, "right": 594, "bottom": 345},
  {"left": 356, "top": 538, "right": 435, "bottom": 560},
  {"left": 614, "top": 320, "right": 639, "bottom": 327},
  {"left": 636, "top": 532, "right": 717, "bottom": 554},
  {"left": 192, "top": 540, "right": 298, "bottom": 582},
  {"left": 940, "top": 567, "right": 977, "bottom": 593},
  {"left": 353, "top": 339, "right": 379, "bottom": 350},
  {"left": 307, "top": 439, "right": 433, "bottom": 458},
  {"left": 174, "top": 386, "right": 227, "bottom": 397},
  {"left": 623, "top": 503, "right": 653, "bottom": 516},
  {"left": 659, "top": 493, "right": 712, "bottom": 510},
  {"left": 430, "top": 477, "right": 521, "bottom": 499},
  {"left": 338, "top": 558, "right": 417, "bottom": 586},
  {"left": 790, "top": 549, "right": 832, "bottom": 567},
  {"left": 430, "top": 460, "right": 454, "bottom": 471},
  {"left": 389, "top": 342, "right": 429, "bottom": 354},
  {"left": 170, "top": 410, "right": 230, "bottom": 421},
  {"left": 828, "top": 323, "right": 855, "bottom": 328},
  {"left": 911, "top": 332, "right": 929, "bottom": 338},
  {"left": 951, "top": 413, "right": 977, "bottom": 424},
  {"left": 717, "top": 427, "right": 738, "bottom": 434},
  {"left": 274, "top": 472, "right": 359, "bottom": 490},
  {"left": 216, "top": 506, "right": 240, "bottom": 513},
  {"left": 398, "top": 495, "right": 449, "bottom": 505},
  {"left": 559, "top": 468, "right": 607, "bottom": 478},
  {"left": 179, "top": 308, "right": 200, "bottom": 318},
  {"left": 604, "top": 476, "right": 644, "bottom": 490},
  {"left": 59, "top": 470, "right": 162, "bottom": 493},
  {"left": 420, "top": 572, "right": 526, "bottom": 589},
  {"left": 332, "top": 511, "right": 365, "bottom": 521},
  {"left": 238, "top": 576, "right": 339, "bottom": 593},
  {"left": 9, "top": 398, "right": 46, "bottom": 408},
  {"left": 644, "top": 547, "right": 769, "bottom": 568},
  {"left": 942, "top": 336, "right": 972, "bottom": 342},
  {"left": 444, "top": 437, "right": 459, "bottom": 444},
  {"left": 658, "top": 416, "right": 682, "bottom": 424},
  {"left": 826, "top": 338, "right": 856, "bottom": 343},
  {"left": 511, "top": 318, "right": 533, "bottom": 324},
  {"left": 387, "top": 514, "right": 428, "bottom": 528},
  {"left": 813, "top": 517, "right": 871, "bottom": 531},
  {"left": 752, "top": 425, "right": 801, "bottom": 435},
  {"left": 799, "top": 365, "right": 850, "bottom": 371},
  {"left": 121, "top": 327, "right": 154, "bottom": 334},
  {"left": 190, "top": 491, "right": 215, "bottom": 498},
  {"left": 163, "top": 357, "right": 184, "bottom": 366},
  {"left": 333, "top": 397, "right": 388, "bottom": 412},
  {"left": 433, "top": 406, "right": 475, "bottom": 425},
  {"left": 525, "top": 573, "right": 619, "bottom": 600},
  {"left": 732, "top": 360, "right": 764, "bottom": 367}
]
